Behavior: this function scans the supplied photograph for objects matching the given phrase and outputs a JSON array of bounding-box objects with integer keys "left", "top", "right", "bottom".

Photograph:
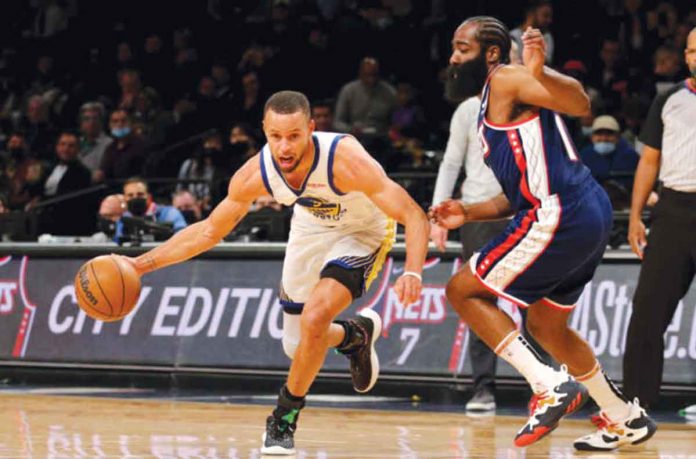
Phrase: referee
[{"left": 623, "top": 27, "right": 696, "bottom": 408}]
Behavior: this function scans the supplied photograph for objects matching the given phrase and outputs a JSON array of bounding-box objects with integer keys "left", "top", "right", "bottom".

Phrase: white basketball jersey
[{"left": 259, "top": 132, "right": 388, "bottom": 232}]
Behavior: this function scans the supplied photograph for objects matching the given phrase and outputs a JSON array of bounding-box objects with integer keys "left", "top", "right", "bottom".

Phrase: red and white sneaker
[
  {"left": 514, "top": 368, "right": 589, "bottom": 447},
  {"left": 574, "top": 399, "right": 657, "bottom": 451}
]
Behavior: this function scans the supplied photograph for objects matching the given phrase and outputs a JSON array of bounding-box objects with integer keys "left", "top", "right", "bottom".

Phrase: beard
[
  {"left": 444, "top": 53, "right": 489, "bottom": 104},
  {"left": 690, "top": 64, "right": 696, "bottom": 79}
]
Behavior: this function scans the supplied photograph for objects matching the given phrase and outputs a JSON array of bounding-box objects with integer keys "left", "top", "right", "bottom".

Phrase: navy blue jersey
[{"left": 477, "top": 68, "right": 592, "bottom": 212}]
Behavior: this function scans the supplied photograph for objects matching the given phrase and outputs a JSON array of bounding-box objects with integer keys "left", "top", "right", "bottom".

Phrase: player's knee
[
  {"left": 445, "top": 277, "right": 466, "bottom": 304},
  {"left": 300, "top": 306, "right": 333, "bottom": 339},
  {"left": 282, "top": 335, "right": 299, "bottom": 359}
]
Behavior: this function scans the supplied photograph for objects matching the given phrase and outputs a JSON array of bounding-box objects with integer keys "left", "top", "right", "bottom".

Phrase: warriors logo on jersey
[{"left": 295, "top": 196, "right": 346, "bottom": 220}]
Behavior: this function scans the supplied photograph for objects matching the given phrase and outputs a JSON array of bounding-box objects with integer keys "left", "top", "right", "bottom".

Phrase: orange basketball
[{"left": 74, "top": 255, "right": 141, "bottom": 322}]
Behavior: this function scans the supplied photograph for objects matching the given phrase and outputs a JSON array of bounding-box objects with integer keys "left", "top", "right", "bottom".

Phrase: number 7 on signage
[{"left": 396, "top": 327, "right": 421, "bottom": 365}]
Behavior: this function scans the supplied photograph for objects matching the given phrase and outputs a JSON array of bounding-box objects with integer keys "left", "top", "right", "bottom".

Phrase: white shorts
[{"left": 280, "top": 219, "right": 395, "bottom": 312}]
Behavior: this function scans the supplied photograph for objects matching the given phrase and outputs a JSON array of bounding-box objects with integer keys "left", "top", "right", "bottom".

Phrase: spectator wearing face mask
[
  {"left": 579, "top": 115, "right": 639, "bottom": 208},
  {"left": 172, "top": 190, "right": 202, "bottom": 224},
  {"left": 96, "top": 109, "right": 148, "bottom": 181},
  {"left": 114, "top": 177, "right": 187, "bottom": 241},
  {"left": 177, "top": 131, "right": 226, "bottom": 208}
]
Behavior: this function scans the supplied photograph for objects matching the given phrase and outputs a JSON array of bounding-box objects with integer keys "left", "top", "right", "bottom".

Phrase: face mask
[
  {"left": 581, "top": 126, "right": 593, "bottom": 137},
  {"left": 97, "top": 217, "right": 116, "bottom": 236},
  {"left": 180, "top": 209, "right": 198, "bottom": 224},
  {"left": 111, "top": 126, "right": 131, "bottom": 138},
  {"left": 593, "top": 141, "right": 616, "bottom": 155},
  {"left": 127, "top": 197, "right": 148, "bottom": 216},
  {"left": 444, "top": 52, "right": 489, "bottom": 103}
]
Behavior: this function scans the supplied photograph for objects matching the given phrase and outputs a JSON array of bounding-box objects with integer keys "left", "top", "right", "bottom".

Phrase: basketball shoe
[
  {"left": 337, "top": 308, "right": 382, "bottom": 393},
  {"left": 574, "top": 399, "right": 657, "bottom": 451},
  {"left": 514, "top": 366, "right": 589, "bottom": 447}
]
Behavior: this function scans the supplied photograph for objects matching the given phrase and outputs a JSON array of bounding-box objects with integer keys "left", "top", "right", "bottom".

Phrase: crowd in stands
[{"left": 0, "top": 0, "right": 694, "bottom": 238}]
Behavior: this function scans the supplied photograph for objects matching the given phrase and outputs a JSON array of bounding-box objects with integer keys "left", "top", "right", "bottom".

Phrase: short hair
[
  {"left": 264, "top": 91, "right": 310, "bottom": 118},
  {"left": 57, "top": 130, "right": 79, "bottom": 143},
  {"left": 123, "top": 176, "right": 148, "bottom": 192},
  {"left": 79, "top": 101, "right": 106, "bottom": 120},
  {"left": 312, "top": 99, "right": 334, "bottom": 111},
  {"left": 460, "top": 16, "right": 512, "bottom": 65}
]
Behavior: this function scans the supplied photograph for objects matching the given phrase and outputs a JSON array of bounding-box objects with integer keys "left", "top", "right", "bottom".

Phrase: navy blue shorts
[{"left": 471, "top": 180, "right": 612, "bottom": 309}]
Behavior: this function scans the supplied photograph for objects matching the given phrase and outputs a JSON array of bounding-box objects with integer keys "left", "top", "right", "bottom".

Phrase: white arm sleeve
[{"left": 432, "top": 98, "right": 477, "bottom": 205}]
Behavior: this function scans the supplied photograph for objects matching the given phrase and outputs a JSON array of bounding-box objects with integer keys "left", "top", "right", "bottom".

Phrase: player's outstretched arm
[
  {"left": 494, "top": 28, "right": 590, "bottom": 117},
  {"left": 333, "top": 136, "right": 429, "bottom": 305},
  {"left": 128, "top": 156, "right": 266, "bottom": 276}
]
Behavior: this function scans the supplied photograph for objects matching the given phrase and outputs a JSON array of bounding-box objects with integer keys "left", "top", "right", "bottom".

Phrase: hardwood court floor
[{"left": 1, "top": 393, "right": 694, "bottom": 458}]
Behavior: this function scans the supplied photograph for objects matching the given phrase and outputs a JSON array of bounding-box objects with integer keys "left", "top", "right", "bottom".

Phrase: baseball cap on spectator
[{"left": 592, "top": 115, "right": 620, "bottom": 133}]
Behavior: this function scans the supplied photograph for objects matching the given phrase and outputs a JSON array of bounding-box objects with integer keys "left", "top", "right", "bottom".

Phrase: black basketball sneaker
[{"left": 342, "top": 308, "right": 382, "bottom": 393}]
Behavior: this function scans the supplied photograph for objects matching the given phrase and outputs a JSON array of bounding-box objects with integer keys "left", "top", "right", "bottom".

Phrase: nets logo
[{"left": 362, "top": 257, "right": 448, "bottom": 336}]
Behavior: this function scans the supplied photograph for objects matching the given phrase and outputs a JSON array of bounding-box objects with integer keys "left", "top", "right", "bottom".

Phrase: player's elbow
[
  {"left": 568, "top": 92, "right": 591, "bottom": 117},
  {"left": 200, "top": 219, "right": 225, "bottom": 247}
]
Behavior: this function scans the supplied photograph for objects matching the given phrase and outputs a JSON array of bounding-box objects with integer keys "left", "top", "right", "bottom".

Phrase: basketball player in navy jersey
[{"left": 430, "top": 17, "right": 656, "bottom": 451}]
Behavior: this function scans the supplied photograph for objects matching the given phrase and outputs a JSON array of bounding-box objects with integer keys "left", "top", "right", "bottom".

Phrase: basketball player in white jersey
[{"left": 123, "top": 91, "right": 429, "bottom": 455}]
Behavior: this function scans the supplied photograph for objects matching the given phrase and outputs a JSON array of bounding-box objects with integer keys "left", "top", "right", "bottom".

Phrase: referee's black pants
[{"left": 623, "top": 188, "right": 696, "bottom": 407}]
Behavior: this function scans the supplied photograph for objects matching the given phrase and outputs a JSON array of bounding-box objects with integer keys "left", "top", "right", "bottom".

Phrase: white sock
[
  {"left": 495, "top": 331, "right": 564, "bottom": 394},
  {"left": 577, "top": 363, "right": 631, "bottom": 422}
]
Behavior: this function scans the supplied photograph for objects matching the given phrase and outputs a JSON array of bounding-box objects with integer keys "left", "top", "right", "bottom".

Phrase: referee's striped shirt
[{"left": 639, "top": 79, "right": 696, "bottom": 192}]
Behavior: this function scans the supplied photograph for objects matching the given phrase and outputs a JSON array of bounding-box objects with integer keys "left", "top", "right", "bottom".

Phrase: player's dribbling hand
[
  {"left": 522, "top": 26, "right": 546, "bottom": 79},
  {"left": 429, "top": 224, "right": 448, "bottom": 253},
  {"left": 393, "top": 274, "right": 422, "bottom": 306},
  {"left": 628, "top": 218, "right": 647, "bottom": 259},
  {"left": 428, "top": 200, "right": 467, "bottom": 230}
]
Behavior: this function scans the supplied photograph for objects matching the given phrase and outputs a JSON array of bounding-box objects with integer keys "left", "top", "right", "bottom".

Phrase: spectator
[
  {"left": 132, "top": 87, "right": 174, "bottom": 150},
  {"left": 390, "top": 82, "right": 426, "bottom": 142},
  {"left": 211, "top": 61, "right": 234, "bottom": 100},
  {"left": 97, "top": 109, "right": 148, "bottom": 181},
  {"left": 116, "top": 69, "right": 142, "bottom": 112},
  {"left": 172, "top": 189, "right": 202, "bottom": 224},
  {"left": 624, "top": 27, "right": 696, "bottom": 409},
  {"left": 140, "top": 32, "right": 171, "bottom": 95},
  {"left": 510, "top": 0, "right": 555, "bottom": 64},
  {"left": 2, "top": 132, "right": 44, "bottom": 211},
  {"left": 228, "top": 123, "right": 258, "bottom": 165},
  {"left": 311, "top": 100, "right": 334, "bottom": 132},
  {"left": 579, "top": 115, "right": 639, "bottom": 209},
  {"left": 95, "top": 193, "right": 125, "bottom": 238},
  {"left": 18, "top": 95, "right": 57, "bottom": 162},
  {"left": 235, "top": 71, "right": 264, "bottom": 127},
  {"left": 334, "top": 57, "right": 397, "bottom": 138},
  {"left": 40, "top": 131, "right": 93, "bottom": 234},
  {"left": 77, "top": 102, "right": 112, "bottom": 180},
  {"left": 177, "top": 131, "right": 221, "bottom": 205},
  {"left": 649, "top": 45, "right": 685, "bottom": 96},
  {"left": 590, "top": 38, "right": 629, "bottom": 114},
  {"left": 115, "top": 177, "right": 187, "bottom": 239}
]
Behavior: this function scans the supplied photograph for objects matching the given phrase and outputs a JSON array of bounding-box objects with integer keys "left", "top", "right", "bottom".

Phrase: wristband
[{"left": 401, "top": 271, "right": 422, "bottom": 282}]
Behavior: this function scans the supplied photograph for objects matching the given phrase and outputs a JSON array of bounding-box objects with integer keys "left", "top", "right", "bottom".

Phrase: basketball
[{"left": 74, "top": 255, "right": 141, "bottom": 322}]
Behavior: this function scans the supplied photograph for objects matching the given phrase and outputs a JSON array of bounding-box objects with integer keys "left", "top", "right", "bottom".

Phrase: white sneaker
[{"left": 574, "top": 399, "right": 657, "bottom": 451}]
